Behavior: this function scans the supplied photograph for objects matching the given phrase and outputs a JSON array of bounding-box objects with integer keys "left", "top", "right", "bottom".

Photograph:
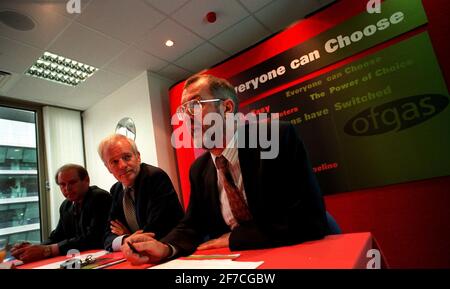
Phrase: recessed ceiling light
[
  {"left": 25, "top": 52, "right": 98, "bottom": 86},
  {"left": 0, "top": 10, "right": 35, "bottom": 31},
  {"left": 165, "top": 40, "right": 174, "bottom": 47}
]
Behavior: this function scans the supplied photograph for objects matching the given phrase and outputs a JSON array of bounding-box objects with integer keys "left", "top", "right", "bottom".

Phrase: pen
[{"left": 127, "top": 241, "right": 140, "bottom": 255}]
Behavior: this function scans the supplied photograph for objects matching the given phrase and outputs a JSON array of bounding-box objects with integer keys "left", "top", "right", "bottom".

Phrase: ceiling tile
[
  {"left": 34, "top": 0, "right": 94, "bottom": 20},
  {"left": 158, "top": 64, "right": 192, "bottom": 82},
  {"left": 76, "top": 0, "right": 165, "bottom": 44},
  {"left": 0, "top": 1, "right": 71, "bottom": 50},
  {"left": 76, "top": 69, "right": 131, "bottom": 95},
  {"left": 255, "top": 0, "right": 321, "bottom": 32},
  {"left": 172, "top": 0, "right": 250, "bottom": 39},
  {"left": 210, "top": 16, "right": 271, "bottom": 55},
  {"left": 0, "top": 36, "right": 43, "bottom": 74},
  {"left": 6, "top": 75, "right": 77, "bottom": 105},
  {"left": 0, "top": 73, "right": 22, "bottom": 96},
  {"left": 69, "top": 86, "right": 107, "bottom": 110},
  {"left": 175, "top": 42, "right": 228, "bottom": 73},
  {"left": 104, "top": 46, "right": 168, "bottom": 78},
  {"left": 48, "top": 22, "right": 128, "bottom": 68},
  {"left": 144, "top": 0, "right": 189, "bottom": 15},
  {"left": 238, "top": 0, "right": 273, "bottom": 12},
  {"left": 136, "top": 18, "right": 203, "bottom": 62}
]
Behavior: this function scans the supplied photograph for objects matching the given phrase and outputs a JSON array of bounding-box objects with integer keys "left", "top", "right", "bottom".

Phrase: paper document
[
  {"left": 34, "top": 250, "right": 109, "bottom": 269},
  {"left": 184, "top": 254, "right": 240, "bottom": 260},
  {"left": 150, "top": 259, "right": 263, "bottom": 269}
]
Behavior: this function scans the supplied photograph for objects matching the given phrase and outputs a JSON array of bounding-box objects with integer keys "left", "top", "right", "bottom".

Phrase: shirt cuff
[
  {"left": 112, "top": 235, "right": 127, "bottom": 252},
  {"left": 166, "top": 243, "right": 177, "bottom": 259}
]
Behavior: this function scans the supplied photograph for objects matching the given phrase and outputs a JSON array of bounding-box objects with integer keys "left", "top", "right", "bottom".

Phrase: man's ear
[
  {"left": 105, "top": 163, "right": 113, "bottom": 174},
  {"left": 136, "top": 151, "right": 141, "bottom": 162},
  {"left": 223, "top": 99, "right": 235, "bottom": 113}
]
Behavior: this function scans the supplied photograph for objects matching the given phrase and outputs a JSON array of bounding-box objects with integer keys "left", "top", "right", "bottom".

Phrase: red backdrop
[{"left": 169, "top": 0, "right": 450, "bottom": 268}]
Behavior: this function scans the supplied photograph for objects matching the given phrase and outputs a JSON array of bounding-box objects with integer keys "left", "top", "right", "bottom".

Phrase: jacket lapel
[
  {"left": 133, "top": 165, "right": 145, "bottom": 227},
  {"left": 238, "top": 147, "right": 260, "bottom": 214},
  {"left": 203, "top": 155, "right": 228, "bottom": 228},
  {"left": 204, "top": 157, "right": 220, "bottom": 210}
]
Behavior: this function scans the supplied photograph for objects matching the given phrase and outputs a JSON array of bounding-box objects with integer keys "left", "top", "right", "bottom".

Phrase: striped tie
[{"left": 122, "top": 187, "right": 139, "bottom": 233}]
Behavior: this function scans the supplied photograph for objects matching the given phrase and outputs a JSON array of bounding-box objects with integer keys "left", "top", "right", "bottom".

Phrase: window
[{"left": 0, "top": 106, "right": 42, "bottom": 250}]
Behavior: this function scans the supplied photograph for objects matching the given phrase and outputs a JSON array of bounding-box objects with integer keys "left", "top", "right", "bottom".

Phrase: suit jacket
[
  {"left": 104, "top": 163, "right": 184, "bottom": 251},
  {"left": 44, "top": 186, "right": 112, "bottom": 254},
  {"left": 162, "top": 122, "right": 328, "bottom": 256}
]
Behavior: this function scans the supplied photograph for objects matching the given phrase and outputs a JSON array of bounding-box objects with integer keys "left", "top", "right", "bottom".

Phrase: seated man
[
  {"left": 122, "top": 74, "right": 329, "bottom": 265},
  {"left": 11, "top": 164, "right": 112, "bottom": 263},
  {"left": 98, "top": 134, "right": 184, "bottom": 252}
]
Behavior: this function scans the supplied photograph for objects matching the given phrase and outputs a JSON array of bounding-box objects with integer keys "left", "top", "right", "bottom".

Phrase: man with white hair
[{"left": 98, "top": 134, "right": 183, "bottom": 252}]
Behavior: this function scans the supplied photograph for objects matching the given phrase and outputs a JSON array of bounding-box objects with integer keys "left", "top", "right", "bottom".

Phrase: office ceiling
[{"left": 0, "top": 0, "right": 334, "bottom": 110}]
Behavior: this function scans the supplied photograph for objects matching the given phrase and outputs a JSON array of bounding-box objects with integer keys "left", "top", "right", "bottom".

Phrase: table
[{"left": 17, "top": 232, "right": 377, "bottom": 269}]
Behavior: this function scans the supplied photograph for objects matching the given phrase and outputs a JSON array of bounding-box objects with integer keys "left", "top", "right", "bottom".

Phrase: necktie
[
  {"left": 73, "top": 202, "right": 81, "bottom": 216},
  {"left": 215, "top": 155, "right": 252, "bottom": 223},
  {"left": 122, "top": 187, "right": 139, "bottom": 233}
]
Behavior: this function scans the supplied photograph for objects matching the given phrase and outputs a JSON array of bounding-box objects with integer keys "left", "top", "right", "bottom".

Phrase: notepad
[
  {"left": 150, "top": 259, "right": 263, "bottom": 269},
  {"left": 183, "top": 254, "right": 240, "bottom": 260}
]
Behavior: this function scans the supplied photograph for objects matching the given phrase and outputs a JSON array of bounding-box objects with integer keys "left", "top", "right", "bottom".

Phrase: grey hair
[
  {"left": 184, "top": 74, "right": 239, "bottom": 112},
  {"left": 97, "top": 134, "right": 139, "bottom": 163}
]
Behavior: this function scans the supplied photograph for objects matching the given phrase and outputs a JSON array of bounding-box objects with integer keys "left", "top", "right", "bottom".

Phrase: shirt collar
[{"left": 211, "top": 132, "right": 239, "bottom": 169}]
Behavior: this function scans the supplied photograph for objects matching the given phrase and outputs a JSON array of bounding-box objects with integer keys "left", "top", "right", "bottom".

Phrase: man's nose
[{"left": 118, "top": 158, "right": 127, "bottom": 169}]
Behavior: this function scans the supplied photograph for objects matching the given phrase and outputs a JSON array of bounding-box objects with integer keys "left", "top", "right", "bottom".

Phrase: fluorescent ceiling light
[{"left": 25, "top": 52, "right": 98, "bottom": 86}]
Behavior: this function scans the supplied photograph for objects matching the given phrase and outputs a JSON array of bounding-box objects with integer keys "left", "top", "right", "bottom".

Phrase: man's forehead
[
  {"left": 107, "top": 139, "right": 131, "bottom": 152},
  {"left": 58, "top": 169, "right": 79, "bottom": 180},
  {"left": 107, "top": 150, "right": 132, "bottom": 160},
  {"left": 182, "top": 80, "right": 211, "bottom": 102},
  {"left": 106, "top": 145, "right": 133, "bottom": 160}
]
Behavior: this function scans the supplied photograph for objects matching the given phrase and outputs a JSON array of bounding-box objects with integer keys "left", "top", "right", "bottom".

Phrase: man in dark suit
[
  {"left": 11, "top": 164, "right": 112, "bottom": 263},
  {"left": 122, "top": 74, "right": 328, "bottom": 265},
  {"left": 98, "top": 134, "right": 184, "bottom": 252}
]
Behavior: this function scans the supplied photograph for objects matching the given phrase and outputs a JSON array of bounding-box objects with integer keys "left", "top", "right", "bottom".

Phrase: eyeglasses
[{"left": 176, "top": 98, "right": 223, "bottom": 120}]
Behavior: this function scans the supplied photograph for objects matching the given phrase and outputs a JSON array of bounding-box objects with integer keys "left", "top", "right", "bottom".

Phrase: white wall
[
  {"left": 83, "top": 72, "right": 180, "bottom": 197},
  {"left": 146, "top": 72, "right": 180, "bottom": 196}
]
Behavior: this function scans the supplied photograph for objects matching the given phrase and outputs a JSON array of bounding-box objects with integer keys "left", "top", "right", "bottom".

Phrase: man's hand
[
  {"left": 11, "top": 245, "right": 51, "bottom": 263},
  {"left": 11, "top": 241, "right": 31, "bottom": 253},
  {"left": 197, "top": 232, "right": 230, "bottom": 250},
  {"left": 122, "top": 229, "right": 144, "bottom": 245},
  {"left": 110, "top": 219, "right": 131, "bottom": 236},
  {"left": 121, "top": 232, "right": 171, "bottom": 265}
]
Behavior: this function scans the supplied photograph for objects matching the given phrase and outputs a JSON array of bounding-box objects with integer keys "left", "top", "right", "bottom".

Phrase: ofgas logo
[{"left": 344, "top": 94, "right": 449, "bottom": 136}]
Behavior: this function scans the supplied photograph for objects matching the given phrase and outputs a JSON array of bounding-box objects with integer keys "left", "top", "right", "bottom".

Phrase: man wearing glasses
[
  {"left": 11, "top": 164, "right": 111, "bottom": 263},
  {"left": 98, "top": 134, "right": 184, "bottom": 253},
  {"left": 122, "top": 74, "right": 328, "bottom": 265}
]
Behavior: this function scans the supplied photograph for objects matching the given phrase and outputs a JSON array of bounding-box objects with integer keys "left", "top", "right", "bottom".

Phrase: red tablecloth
[{"left": 17, "top": 232, "right": 374, "bottom": 269}]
